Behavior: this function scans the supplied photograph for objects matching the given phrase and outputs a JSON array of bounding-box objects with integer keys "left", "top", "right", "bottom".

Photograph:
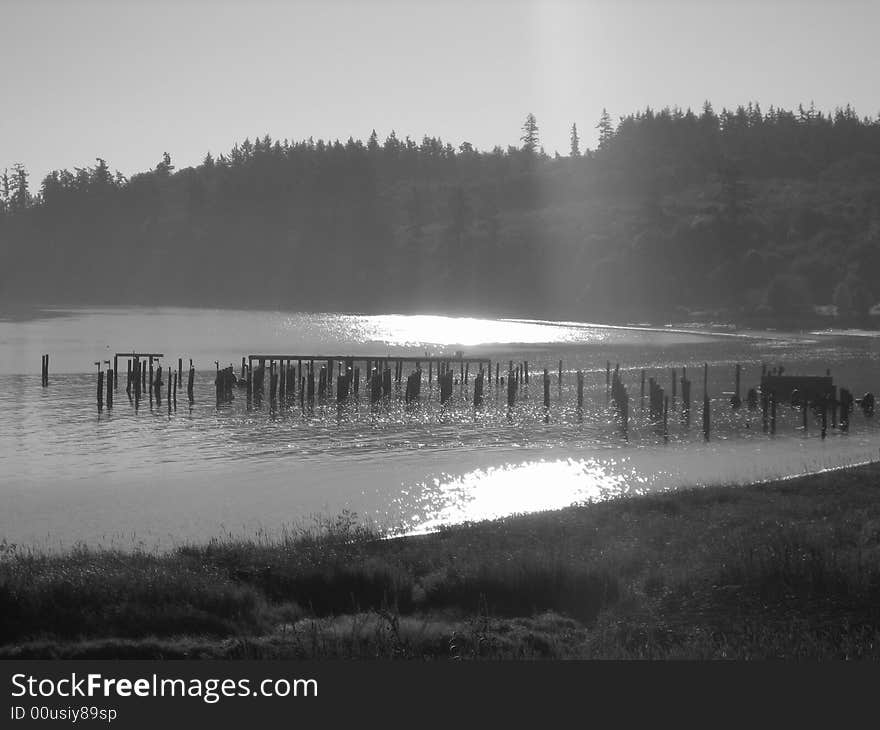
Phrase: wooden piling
[
  {"left": 702, "top": 394, "right": 710, "bottom": 441},
  {"left": 577, "top": 370, "right": 584, "bottom": 409},
  {"left": 541, "top": 376, "right": 551, "bottom": 422},
  {"left": 97, "top": 367, "right": 104, "bottom": 411},
  {"left": 113, "top": 356, "right": 118, "bottom": 390},
  {"left": 167, "top": 369, "right": 172, "bottom": 412},
  {"left": 506, "top": 365, "right": 516, "bottom": 408},
  {"left": 770, "top": 393, "right": 777, "bottom": 435},
  {"left": 732, "top": 363, "right": 741, "bottom": 408},
  {"left": 663, "top": 396, "right": 669, "bottom": 443},
  {"left": 279, "top": 361, "right": 286, "bottom": 404},
  {"left": 473, "top": 370, "right": 484, "bottom": 408}
]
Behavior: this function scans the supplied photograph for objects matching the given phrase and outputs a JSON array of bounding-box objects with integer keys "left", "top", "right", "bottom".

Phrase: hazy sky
[{"left": 2, "top": 0, "right": 879, "bottom": 184}]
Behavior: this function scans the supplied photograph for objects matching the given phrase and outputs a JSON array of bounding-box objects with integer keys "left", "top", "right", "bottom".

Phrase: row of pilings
[{"left": 56, "top": 353, "right": 875, "bottom": 439}]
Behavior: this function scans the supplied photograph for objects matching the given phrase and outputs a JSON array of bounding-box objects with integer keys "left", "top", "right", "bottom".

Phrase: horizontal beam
[
  {"left": 246, "top": 354, "right": 491, "bottom": 364},
  {"left": 114, "top": 352, "right": 165, "bottom": 358}
]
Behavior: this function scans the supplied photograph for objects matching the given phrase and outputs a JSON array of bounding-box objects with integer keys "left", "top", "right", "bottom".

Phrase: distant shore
[{"left": 3, "top": 462, "right": 880, "bottom": 659}]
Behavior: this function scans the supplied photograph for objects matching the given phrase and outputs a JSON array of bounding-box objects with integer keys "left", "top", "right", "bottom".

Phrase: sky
[{"left": 2, "top": 0, "right": 879, "bottom": 184}]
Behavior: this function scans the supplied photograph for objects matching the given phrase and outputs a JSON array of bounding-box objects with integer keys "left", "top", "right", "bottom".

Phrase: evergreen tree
[
  {"left": 596, "top": 108, "right": 614, "bottom": 149},
  {"left": 570, "top": 123, "right": 581, "bottom": 157},
  {"left": 521, "top": 113, "right": 539, "bottom": 153},
  {"left": 10, "top": 163, "right": 30, "bottom": 211}
]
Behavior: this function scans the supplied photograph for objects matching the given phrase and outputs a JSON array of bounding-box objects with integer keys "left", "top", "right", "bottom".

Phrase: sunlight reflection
[
  {"left": 410, "top": 458, "right": 639, "bottom": 533},
  {"left": 359, "top": 314, "right": 605, "bottom": 347}
]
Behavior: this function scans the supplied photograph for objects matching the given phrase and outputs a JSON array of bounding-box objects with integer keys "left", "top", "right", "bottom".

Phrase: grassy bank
[{"left": 3, "top": 463, "right": 880, "bottom": 659}]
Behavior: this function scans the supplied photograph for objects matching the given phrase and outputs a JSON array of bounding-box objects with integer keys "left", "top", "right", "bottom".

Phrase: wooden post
[
  {"left": 495, "top": 362, "right": 500, "bottom": 387},
  {"left": 106, "top": 368, "right": 113, "bottom": 409},
  {"left": 577, "top": 370, "right": 584, "bottom": 409},
  {"left": 96, "top": 365, "right": 103, "bottom": 411},
  {"left": 337, "top": 374, "right": 346, "bottom": 404},
  {"left": 524, "top": 361, "right": 529, "bottom": 384},
  {"left": 663, "top": 395, "right": 669, "bottom": 443},
  {"left": 246, "top": 358, "right": 252, "bottom": 408},
  {"left": 148, "top": 358, "right": 154, "bottom": 406},
  {"left": 732, "top": 363, "right": 741, "bottom": 408},
  {"left": 473, "top": 371, "right": 484, "bottom": 408},
  {"left": 188, "top": 364, "right": 195, "bottom": 404},
  {"left": 702, "top": 394, "right": 710, "bottom": 441},
  {"left": 543, "top": 368, "right": 550, "bottom": 423},
  {"left": 507, "top": 365, "right": 516, "bottom": 408},
  {"left": 113, "top": 356, "right": 118, "bottom": 390},
  {"left": 167, "top": 369, "right": 172, "bottom": 412},
  {"left": 279, "top": 360, "right": 286, "bottom": 404},
  {"left": 831, "top": 386, "right": 838, "bottom": 429}
]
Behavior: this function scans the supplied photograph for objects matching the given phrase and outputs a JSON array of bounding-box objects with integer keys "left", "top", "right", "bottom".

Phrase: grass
[{"left": 3, "top": 463, "right": 880, "bottom": 659}]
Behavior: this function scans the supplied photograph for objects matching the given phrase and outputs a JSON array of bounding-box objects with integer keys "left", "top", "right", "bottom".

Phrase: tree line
[{"left": 2, "top": 102, "right": 879, "bottom": 322}]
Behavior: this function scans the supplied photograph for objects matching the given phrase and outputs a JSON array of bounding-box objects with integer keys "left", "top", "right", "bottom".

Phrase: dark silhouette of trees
[{"left": 2, "top": 103, "right": 880, "bottom": 324}]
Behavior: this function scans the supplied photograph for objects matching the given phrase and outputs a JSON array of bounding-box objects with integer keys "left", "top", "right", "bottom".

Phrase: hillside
[{"left": 2, "top": 103, "right": 879, "bottom": 325}]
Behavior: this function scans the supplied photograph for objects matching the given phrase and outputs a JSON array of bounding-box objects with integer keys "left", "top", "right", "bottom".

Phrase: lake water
[{"left": 1, "top": 307, "right": 879, "bottom": 550}]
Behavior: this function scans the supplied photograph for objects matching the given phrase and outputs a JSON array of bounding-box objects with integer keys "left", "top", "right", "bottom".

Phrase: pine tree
[
  {"left": 596, "top": 108, "right": 614, "bottom": 149},
  {"left": 10, "top": 163, "right": 30, "bottom": 211},
  {"left": 521, "top": 113, "right": 539, "bottom": 153},
  {"left": 570, "top": 123, "right": 581, "bottom": 157}
]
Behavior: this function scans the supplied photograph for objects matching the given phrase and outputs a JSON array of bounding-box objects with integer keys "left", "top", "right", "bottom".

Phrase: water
[{"left": 1, "top": 307, "right": 879, "bottom": 549}]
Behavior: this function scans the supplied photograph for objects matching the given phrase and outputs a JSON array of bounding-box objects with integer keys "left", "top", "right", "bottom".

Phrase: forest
[{"left": 2, "top": 102, "right": 879, "bottom": 325}]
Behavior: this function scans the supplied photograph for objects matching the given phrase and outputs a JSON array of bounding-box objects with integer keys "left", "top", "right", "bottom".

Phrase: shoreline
[{"left": 3, "top": 461, "right": 880, "bottom": 659}]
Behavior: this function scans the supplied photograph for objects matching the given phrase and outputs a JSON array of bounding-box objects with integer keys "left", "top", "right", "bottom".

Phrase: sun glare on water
[{"left": 358, "top": 314, "right": 603, "bottom": 347}]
